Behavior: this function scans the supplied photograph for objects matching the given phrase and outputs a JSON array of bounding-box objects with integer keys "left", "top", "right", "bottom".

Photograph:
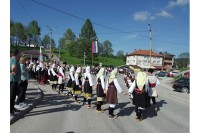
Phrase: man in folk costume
[
  {"left": 95, "top": 67, "right": 106, "bottom": 113},
  {"left": 82, "top": 66, "right": 93, "bottom": 108},
  {"left": 105, "top": 68, "right": 127, "bottom": 119},
  {"left": 66, "top": 65, "right": 75, "bottom": 97},
  {"left": 73, "top": 66, "right": 82, "bottom": 103},
  {"left": 49, "top": 63, "right": 59, "bottom": 92},
  {"left": 147, "top": 68, "right": 159, "bottom": 111},
  {"left": 128, "top": 72, "right": 149, "bottom": 122}
]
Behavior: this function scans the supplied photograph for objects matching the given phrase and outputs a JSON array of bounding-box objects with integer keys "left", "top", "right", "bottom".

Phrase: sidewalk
[{"left": 10, "top": 79, "right": 43, "bottom": 125}]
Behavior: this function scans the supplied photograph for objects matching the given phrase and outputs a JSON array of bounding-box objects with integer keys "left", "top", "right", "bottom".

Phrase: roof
[
  {"left": 127, "top": 49, "right": 163, "bottom": 57},
  {"left": 21, "top": 50, "right": 46, "bottom": 56}
]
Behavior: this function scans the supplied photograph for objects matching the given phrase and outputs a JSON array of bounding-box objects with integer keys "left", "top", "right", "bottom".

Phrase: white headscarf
[
  {"left": 76, "top": 67, "right": 81, "bottom": 73},
  {"left": 70, "top": 66, "right": 75, "bottom": 72},
  {"left": 96, "top": 67, "right": 105, "bottom": 81},
  {"left": 136, "top": 72, "right": 147, "bottom": 91},
  {"left": 108, "top": 68, "right": 118, "bottom": 83},
  {"left": 84, "top": 66, "right": 93, "bottom": 86}
]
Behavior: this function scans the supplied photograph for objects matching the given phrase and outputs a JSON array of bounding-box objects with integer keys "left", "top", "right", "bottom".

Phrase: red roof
[{"left": 127, "top": 50, "right": 162, "bottom": 57}]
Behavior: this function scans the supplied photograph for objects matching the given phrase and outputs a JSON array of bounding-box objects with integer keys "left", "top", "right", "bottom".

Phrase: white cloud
[
  {"left": 156, "top": 10, "right": 173, "bottom": 18},
  {"left": 133, "top": 11, "right": 151, "bottom": 21},
  {"left": 124, "top": 34, "right": 138, "bottom": 40},
  {"left": 167, "top": 0, "right": 189, "bottom": 8}
]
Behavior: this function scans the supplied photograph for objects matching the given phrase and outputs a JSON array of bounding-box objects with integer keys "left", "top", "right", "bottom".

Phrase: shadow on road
[
  {"left": 25, "top": 93, "right": 82, "bottom": 117},
  {"left": 143, "top": 99, "right": 167, "bottom": 120}
]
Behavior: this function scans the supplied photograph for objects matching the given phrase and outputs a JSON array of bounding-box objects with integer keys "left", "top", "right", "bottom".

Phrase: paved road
[{"left": 11, "top": 74, "right": 189, "bottom": 133}]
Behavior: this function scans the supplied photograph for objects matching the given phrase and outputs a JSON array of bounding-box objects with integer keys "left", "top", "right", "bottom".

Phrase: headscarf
[
  {"left": 70, "top": 66, "right": 75, "bottom": 72},
  {"left": 96, "top": 67, "right": 105, "bottom": 81},
  {"left": 76, "top": 67, "right": 81, "bottom": 73},
  {"left": 136, "top": 72, "right": 147, "bottom": 91},
  {"left": 108, "top": 68, "right": 118, "bottom": 83}
]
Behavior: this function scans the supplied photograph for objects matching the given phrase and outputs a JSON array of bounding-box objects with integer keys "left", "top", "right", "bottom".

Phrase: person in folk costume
[
  {"left": 147, "top": 68, "right": 159, "bottom": 111},
  {"left": 82, "top": 66, "right": 93, "bottom": 108},
  {"left": 95, "top": 67, "right": 106, "bottom": 113},
  {"left": 66, "top": 65, "right": 75, "bottom": 97},
  {"left": 128, "top": 72, "right": 149, "bottom": 122},
  {"left": 105, "top": 68, "right": 127, "bottom": 119},
  {"left": 35, "top": 60, "right": 40, "bottom": 82},
  {"left": 57, "top": 64, "right": 66, "bottom": 94},
  {"left": 49, "top": 62, "right": 59, "bottom": 92},
  {"left": 72, "top": 66, "right": 82, "bottom": 103}
]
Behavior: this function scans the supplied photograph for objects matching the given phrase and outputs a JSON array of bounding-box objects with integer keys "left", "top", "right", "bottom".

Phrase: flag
[
  {"left": 39, "top": 46, "right": 44, "bottom": 68},
  {"left": 92, "top": 41, "right": 98, "bottom": 53}
]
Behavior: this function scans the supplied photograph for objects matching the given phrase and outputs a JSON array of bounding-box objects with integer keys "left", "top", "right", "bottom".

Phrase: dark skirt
[
  {"left": 96, "top": 83, "right": 106, "bottom": 101},
  {"left": 106, "top": 82, "right": 118, "bottom": 104},
  {"left": 132, "top": 90, "right": 147, "bottom": 108},
  {"left": 83, "top": 80, "right": 92, "bottom": 98}
]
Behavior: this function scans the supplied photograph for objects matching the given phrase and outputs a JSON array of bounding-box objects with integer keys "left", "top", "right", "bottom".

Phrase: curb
[{"left": 10, "top": 83, "right": 44, "bottom": 125}]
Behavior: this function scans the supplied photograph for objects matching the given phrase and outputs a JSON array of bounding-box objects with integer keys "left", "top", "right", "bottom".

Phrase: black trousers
[
  {"left": 10, "top": 82, "right": 19, "bottom": 112},
  {"left": 16, "top": 80, "right": 28, "bottom": 104},
  {"left": 96, "top": 101, "right": 103, "bottom": 110},
  {"left": 148, "top": 96, "right": 156, "bottom": 105}
]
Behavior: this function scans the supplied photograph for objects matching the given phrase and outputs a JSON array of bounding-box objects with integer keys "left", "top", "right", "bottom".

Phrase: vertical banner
[
  {"left": 39, "top": 46, "right": 44, "bottom": 68},
  {"left": 92, "top": 41, "right": 98, "bottom": 53}
]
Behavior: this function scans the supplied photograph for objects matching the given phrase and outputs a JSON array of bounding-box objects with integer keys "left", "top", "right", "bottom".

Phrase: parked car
[
  {"left": 167, "top": 71, "right": 179, "bottom": 77},
  {"left": 183, "top": 72, "right": 190, "bottom": 77},
  {"left": 172, "top": 77, "right": 190, "bottom": 93},
  {"left": 156, "top": 71, "right": 167, "bottom": 77}
]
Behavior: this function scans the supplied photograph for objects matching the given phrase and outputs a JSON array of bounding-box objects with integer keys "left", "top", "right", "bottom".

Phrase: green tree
[
  {"left": 79, "top": 19, "right": 97, "bottom": 60},
  {"left": 42, "top": 35, "right": 50, "bottom": 48},
  {"left": 116, "top": 50, "right": 124, "bottom": 59},
  {"left": 11, "top": 22, "right": 26, "bottom": 46},
  {"left": 102, "top": 40, "right": 113, "bottom": 57},
  {"left": 174, "top": 52, "right": 190, "bottom": 68},
  {"left": 26, "top": 20, "right": 41, "bottom": 47}
]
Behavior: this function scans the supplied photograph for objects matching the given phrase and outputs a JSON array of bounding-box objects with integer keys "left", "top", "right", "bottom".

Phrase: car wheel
[{"left": 181, "top": 87, "right": 189, "bottom": 93}]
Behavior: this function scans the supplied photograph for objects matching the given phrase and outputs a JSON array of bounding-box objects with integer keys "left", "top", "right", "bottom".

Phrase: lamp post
[{"left": 148, "top": 24, "right": 152, "bottom": 68}]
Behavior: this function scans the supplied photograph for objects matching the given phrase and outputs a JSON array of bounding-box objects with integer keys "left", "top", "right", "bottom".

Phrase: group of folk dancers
[{"left": 46, "top": 61, "right": 159, "bottom": 121}]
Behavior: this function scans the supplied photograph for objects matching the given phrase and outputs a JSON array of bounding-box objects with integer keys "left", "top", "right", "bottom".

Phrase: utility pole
[
  {"left": 59, "top": 46, "right": 60, "bottom": 63},
  {"left": 148, "top": 24, "right": 152, "bottom": 68},
  {"left": 46, "top": 26, "right": 52, "bottom": 61}
]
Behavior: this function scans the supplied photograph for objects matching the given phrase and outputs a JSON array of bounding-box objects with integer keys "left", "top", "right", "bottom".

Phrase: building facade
[{"left": 126, "top": 49, "right": 174, "bottom": 70}]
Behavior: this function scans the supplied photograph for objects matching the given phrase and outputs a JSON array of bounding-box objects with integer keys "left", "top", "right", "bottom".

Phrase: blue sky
[{"left": 10, "top": 0, "right": 189, "bottom": 57}]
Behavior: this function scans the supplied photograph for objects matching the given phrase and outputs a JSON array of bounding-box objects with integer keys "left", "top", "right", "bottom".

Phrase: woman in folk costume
[
  {"left": 147, "top": 68, "right": 159, "bottom": 111},
  {"left": 128, "top": 72, "right": 149, "bottom": 122},
  {"left": 66, "top": 66, "right": 75, "bottom": 97},
  {"left": 72, "top": 66, "right": 83, "bottom": 103},
  {"left": 95, "top": 67, "right": 106, "bottom": 113},
  {"left": 49, "top": 63, "right": 59, "bottom": 92},
  {"left": 57, "top": 65, "right": 66, "bottom": 94},
  {"left": 105, "top": 68, "right": 127, "bottom": 119},
  {"left": 82, "top": 66, "right": 93, "bottom": 108}
]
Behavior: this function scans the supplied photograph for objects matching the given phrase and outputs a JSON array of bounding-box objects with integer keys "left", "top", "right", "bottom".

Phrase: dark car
[
  {"left": 172, "top": 77, "right": 190, "bottom": 93},
  {"left": 156, "top": 71, "right": 167, "bottom": 77}
]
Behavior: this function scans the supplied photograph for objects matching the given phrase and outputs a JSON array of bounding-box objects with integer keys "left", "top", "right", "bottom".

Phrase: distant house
[
  {"left": 159, "top": 52, "right": 175, "bottom": 71},
  {"left": 126, "top": 49, "right": 163, "bottom": 70},
  {"left": 21, "top": 50, "right": 47, "bottom": 61}
]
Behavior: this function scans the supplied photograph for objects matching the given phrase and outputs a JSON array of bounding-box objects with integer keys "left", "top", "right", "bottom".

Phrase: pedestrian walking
[
  {"left": 105, "top": 68, "right": 127, "bottom": 119},
  {"left": 66, "top": 65, "right": 75, "bottom": 97},
  {"left": 147, "top": 68, "right": 160, "bottom": 111},
  {"left": 15, "top": 56, "right": 29, "bottom": 109},
  {"left": 72, "top": 66, "right": 82, "bottom": 103},
  {"left": 95, "top": 67, "right": 106, "bottom": 113},
  {"left": 10, "top": 49, "right": 21, "bottom": 115},
  {"left": 128, "top": 72, "right": 149, "bottom": 122},
  {"left": 82, "top": 66, "right": 93, "bottom": 108}
]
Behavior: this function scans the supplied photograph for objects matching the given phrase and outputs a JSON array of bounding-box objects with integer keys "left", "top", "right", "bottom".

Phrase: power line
[
  {"left": 30, "top": 0, "right": 133, "bottom": 35},
  {"left": 17, "top": 0, "right": 34, "bottom": 20}
]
